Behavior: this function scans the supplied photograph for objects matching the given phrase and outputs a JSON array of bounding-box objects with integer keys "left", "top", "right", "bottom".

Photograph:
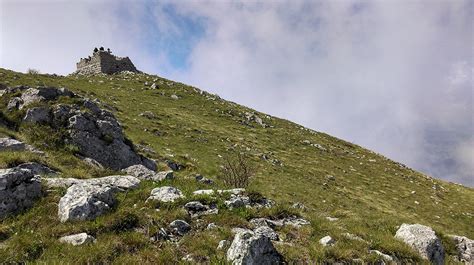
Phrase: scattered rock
[
  {"left": 7, "top": 97, "right": 22, "bottom": 110},
  {"left": 326, "top": 216, "right": 339, "bottom": 222},
  {"left": 394, "top": 223, "right": 444, "bottom": 264},
  {"left": 450, "top": 235, "right": 473, "bottom": 263},
  {"left": 193, "top": 189, "right": 215, "bottom": 196},
  {"left": 342, "top": 233, "right": 365, "bottom": 242},
  {"left": 168, "top": 219, "right": 191, "bottom": 236},
  {"left": 59, "top": 233, "right": 95, "bottom": 246},
  {"left": 166, "top": 161, "right": 185, "bottom": 171},
  {"left": 227, "top": 230, "right": 283, "bottom": 264},
  {"left": 170, "top": 94, "right": 179, "bottom": 100},
  {"left": 0, "top": 166, "right": 42, "bottom": 219},
  {"left": 148, "top": 186, "right": 184, "bottom": 203},
  {"left": 319, "top": 235, "right": 335, "bottom": 246},
  {"left": 139, "top": 111, "right": 156, "bottom": 119}
]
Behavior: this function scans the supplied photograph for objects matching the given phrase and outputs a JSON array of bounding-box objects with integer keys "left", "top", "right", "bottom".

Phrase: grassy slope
[{"left": 0, "top": 68, "right": 472, "bottom": 264}]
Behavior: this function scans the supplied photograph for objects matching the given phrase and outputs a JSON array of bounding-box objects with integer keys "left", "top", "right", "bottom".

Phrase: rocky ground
[{"left": 0, "top": 71, "right": 473, "bottom": 264}]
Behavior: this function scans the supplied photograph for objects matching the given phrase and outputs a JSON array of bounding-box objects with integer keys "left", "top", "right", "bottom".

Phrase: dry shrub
[{"left": 219, "top": 152, "right": 254, "bottom": 188}]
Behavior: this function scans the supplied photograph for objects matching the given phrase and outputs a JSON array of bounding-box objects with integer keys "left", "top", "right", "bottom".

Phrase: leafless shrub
[{"left": 219, "top": 152, "right": 254, "bottom": 188}]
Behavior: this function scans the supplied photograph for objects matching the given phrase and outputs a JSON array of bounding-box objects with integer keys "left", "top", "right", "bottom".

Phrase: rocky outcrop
[
  {"left": 450, "top": 235, "right": 473, "bottom": 263},
  {"left": 0, "top": 166, "right": 41, "bottom": 219},
  {"left": 395, "top": 223, "right": 444, "bottom": 264},
  {"left": 59, "top": 233, "right": 95, "bottom": 246},
  {"left": 254, "top": 226, "right": 279, "bottom": 241},
  {"left": 227, "top": 230, "right": 283, "bottom": 265},
  {"left": 147, "top": 186, "right": 184, "bottom": 203},
  {"left": 123, "top": 165, "right": 173, "bottom": 182},
  {"left": 57, "top": 175, "right": 140, "bottom": 222},
  {"left": 4, "top": 86, "right": 156, "bottom": 171}
]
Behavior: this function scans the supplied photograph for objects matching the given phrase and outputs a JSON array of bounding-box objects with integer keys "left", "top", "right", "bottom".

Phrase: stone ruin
[{"left": 75, "top": 47, "right": 139, "bottom": 75}]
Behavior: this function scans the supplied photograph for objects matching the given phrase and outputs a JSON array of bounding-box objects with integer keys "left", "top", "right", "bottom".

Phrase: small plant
[
  {"left": 26, "top": 68, "right": 40, "bottom": 75},
  {"left": 218, "top": 152, "right": 254, "bottom": 188}
]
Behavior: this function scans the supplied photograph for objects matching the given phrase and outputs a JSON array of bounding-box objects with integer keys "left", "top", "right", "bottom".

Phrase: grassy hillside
[{"left": 0, "top": 68, "right": 472, "bottom": 264}]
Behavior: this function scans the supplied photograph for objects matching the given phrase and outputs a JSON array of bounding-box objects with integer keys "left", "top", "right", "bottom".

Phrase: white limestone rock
[
  {"left": 148, "top": 186, "right": 184, "bottom": 202},
  {"left": 227, "top": 230, "right": 283, "bottom": 265},
  {"left": 394, "top": 223, "right": 444, "bottom": 264},
  {"left": 59, "top": 233, "right": 95, "bottom": 246}
]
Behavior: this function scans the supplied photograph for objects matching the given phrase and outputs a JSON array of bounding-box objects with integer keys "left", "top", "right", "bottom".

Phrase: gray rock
[
  {"left": 225, "top": 195, "right": 250, "bottom": 209},
  {"left": 369, "top": 250, "right": 394, "bottom": 262},
  {"left": 195, "top": 174, "right": 213, "bottom": 185},
  {"left": 123, "top": 164, "right": 168, "bottom": 181},
  {"left": 57, "top": 175, "right": 139, "bottom": 222},
  {"left": 394, "top": 223, "right": 444, "bottom": 264},
  {"left": 148, "top": 186, "right": 184, "bottom": 202},
  {"left": 319, "top": 235, "right": 335, "bottom": 246},
  {"left": 23, "top": 107, "right": 51, "bottom": 124},
  {"left": 59, "top": 233, "right": 95, "bottom": 246},
  {"left": 168, "top": 219, "right": 191, "bottom": 236},
  {"left": 227, "top": 230, "right": 283, "bottom": 265},
  {"left": 207, "top": 223, "right": 218, "bottom": 230},
  {"left": 250, "top": 216, "right": 310, "bottom": 229},
  {"left": 46, "top": 175, "right": 139, "bottom": 190},
  {"left": 0, "top": 167, "right": 41, "bottom": 219},
  {"left": 450, "top": 235, "right": 473, "bottom": 263},
  {"left": 20, "top": 87, "right": 73, "bottom": 109},
  {"left": 184, "top": 201, "right": 219, "bottom": 218},
  {"left": 193, "top": 189, "right": 215, "bottom": 196},
  {"left": 16, "top": 162, "right": 56, "bottom": 176},
  {"left": 217, "top": 239, "right": 230, "bottom": 250},
  {"left": 0, "top": 138, "right": 42, "bottom": 154},
  {"left": 254, "top": 226, "right": 279, "bottom": 241},
  {"left": 7, "top": 97, "right": 22, "bottom": 110}
]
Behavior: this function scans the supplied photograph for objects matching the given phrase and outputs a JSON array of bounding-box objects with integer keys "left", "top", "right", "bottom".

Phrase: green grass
[{"left": 0, "top": 68, "right": 472, "bottom": 263}]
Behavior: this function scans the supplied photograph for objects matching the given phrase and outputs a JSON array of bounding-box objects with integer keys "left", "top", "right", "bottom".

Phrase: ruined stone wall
[
  {"left": 98, "top": 52, "right": 138, "bottom": 74},
  {"left": 76, "top": 55, "right": 102, "bottom": 75},
  {"left": 75, "top": 51, "right": 139, "bottom": 75}
]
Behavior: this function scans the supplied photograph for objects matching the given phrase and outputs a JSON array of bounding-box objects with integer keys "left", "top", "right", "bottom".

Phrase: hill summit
[
  {"left": 0, "top": 67, "right": 472, "bottom": 264},
  {"left": 75, "top": 47, "right": 138, "bottom": 75}
]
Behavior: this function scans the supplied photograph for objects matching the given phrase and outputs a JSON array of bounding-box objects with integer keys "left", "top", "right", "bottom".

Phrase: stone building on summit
[{"left": 75, "top": 47, "right": 139, "bottom": 75}]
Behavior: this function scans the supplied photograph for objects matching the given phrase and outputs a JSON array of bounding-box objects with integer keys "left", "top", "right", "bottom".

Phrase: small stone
[
  {"left": 59, "top": 233, "right": 95, "bottom": 246},
  {"left": 217, "top": 239, "right": 229, "bottom": 250},
  {"left": 319, "top": 235, "right": 335, "bottom": 246}
]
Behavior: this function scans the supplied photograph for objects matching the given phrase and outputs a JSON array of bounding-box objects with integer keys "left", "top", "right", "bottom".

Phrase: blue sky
[{"left": 1, "top": 0, "right": 472, "bottom": 186}]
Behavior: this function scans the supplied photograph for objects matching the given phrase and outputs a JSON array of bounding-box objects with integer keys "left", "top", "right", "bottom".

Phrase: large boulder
[
  {"left": 57, "top": 175, "right": 140, "bottom": 222},
  {"left": 450, "top": 235, "right": 473, "bottom": 263},
  {"left": 227, "top": 230, "right": 284, "bottom": 265},
  {"left": 147, "top": 186, "right": 184, "bottom": 203},
  {"left": 395, "top": 223, "right": 444, "bottom": 264},
  {"left": 168, "top": 219, "right": 191, "bottom": 236},
  {"left": 0, "top": 166, "right": 41, "bottom": 219},
  {"left": 20, "top": 87, "right": 74, "bottom": 109}
]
